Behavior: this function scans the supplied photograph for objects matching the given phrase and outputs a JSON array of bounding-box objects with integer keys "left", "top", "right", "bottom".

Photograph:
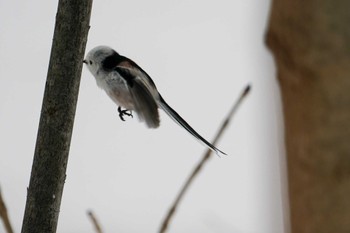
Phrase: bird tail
[{"left": 158, "top": 94, "right": 226, "bottom": 156}]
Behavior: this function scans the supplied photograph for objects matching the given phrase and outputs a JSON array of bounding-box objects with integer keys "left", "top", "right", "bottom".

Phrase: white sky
[{"left": 0, "top": 0, "right": 288, "bottom": 232}]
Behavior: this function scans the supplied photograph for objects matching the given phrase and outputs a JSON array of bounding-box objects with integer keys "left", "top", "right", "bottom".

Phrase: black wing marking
[
  {"left": 102, "top": 51, "right": 123, "bottom": 70},
  {"left": 115, "top": 66, "right": 160, "bottom": 128}
]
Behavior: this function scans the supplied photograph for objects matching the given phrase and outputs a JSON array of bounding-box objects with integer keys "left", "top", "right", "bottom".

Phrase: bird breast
[{"left": 97, "top": 71, "right": 135, "bottom": 109}]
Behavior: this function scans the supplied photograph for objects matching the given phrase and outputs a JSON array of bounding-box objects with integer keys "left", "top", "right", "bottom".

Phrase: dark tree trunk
[
  {"left": 21, "top": 0, "right": 92, "bottom": 232},
  {"left": 266, "top": 1, "right": 350, "bottom": 233}
]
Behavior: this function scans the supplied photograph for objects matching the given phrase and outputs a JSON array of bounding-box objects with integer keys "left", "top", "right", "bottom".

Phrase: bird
[{"left": 83, "top": 45, "right": 226, "bottom": 156}]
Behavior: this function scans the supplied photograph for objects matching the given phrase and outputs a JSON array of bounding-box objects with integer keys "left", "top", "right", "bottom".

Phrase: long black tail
[{"left": 158, "top": 94, "right": 226, "bottom": 156}]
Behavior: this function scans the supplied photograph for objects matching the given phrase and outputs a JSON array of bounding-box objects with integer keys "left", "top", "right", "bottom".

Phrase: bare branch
[
  {"left": 87, "top": 210, "right": 104, "bottom": 233},
  {"left": 21, "top": 1, "right": 92, "bottom": 232},
  {"left": 159, "top": 84, "right": 251, "bottom": 233},
  {"left": 0, "top": 188, "right": 14, "bottom": 233}
]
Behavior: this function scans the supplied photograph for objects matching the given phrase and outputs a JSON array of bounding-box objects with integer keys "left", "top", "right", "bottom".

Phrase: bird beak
[{"left": 83, "top": 60, "right": 87, "bottom": 64}]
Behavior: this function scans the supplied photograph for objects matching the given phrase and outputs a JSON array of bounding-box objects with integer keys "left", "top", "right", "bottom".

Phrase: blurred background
[{"left": 0, "top": 0, "right": 287, "bottom": 232}]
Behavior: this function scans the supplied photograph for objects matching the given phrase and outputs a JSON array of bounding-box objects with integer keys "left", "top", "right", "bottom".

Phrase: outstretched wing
[{"left": 115, "top": 60, "right": 160, "bottom": 128}]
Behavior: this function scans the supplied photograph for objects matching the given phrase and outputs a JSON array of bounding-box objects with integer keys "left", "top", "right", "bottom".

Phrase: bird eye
[{"left": 89, "top": 61, "right": 93, "bottom": 65}]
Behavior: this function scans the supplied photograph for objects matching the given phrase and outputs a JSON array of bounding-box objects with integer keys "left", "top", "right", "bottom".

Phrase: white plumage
[{"left": 84, "top": 45, "right": 226, "bottom": 155}]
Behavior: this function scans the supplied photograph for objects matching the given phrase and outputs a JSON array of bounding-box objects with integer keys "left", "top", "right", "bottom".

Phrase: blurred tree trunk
[
  {"left": 21, "top": 0, "right": 92, "bottom": 233},
  {"left": 266, "top": 1, "right": 350, "bottom": 233}
]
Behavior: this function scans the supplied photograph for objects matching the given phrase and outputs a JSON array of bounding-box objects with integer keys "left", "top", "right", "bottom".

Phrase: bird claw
[{"left": 118, "top": 107, "right": 133, "bottom": 121}]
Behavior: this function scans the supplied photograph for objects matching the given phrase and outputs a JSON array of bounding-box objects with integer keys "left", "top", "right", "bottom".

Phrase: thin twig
[
  {"left": 87, "top": 210, "right": 104, "bottom": 233},
  {"left": 158, "top": 84, "right": 251, "bottom": 233},
  {"left": 0, "top": 187, "right": 14, "bottom": 233}
]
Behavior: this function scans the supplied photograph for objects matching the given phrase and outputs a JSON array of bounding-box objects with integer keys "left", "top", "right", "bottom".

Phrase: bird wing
[
  {"left": 158, "top": 94, "right": 226, "bottom": 156},
  {"left": 115, "top": 57, "right": 225, "bottom": 155},
  {"left": 115, "top": 62, "right": 160, "bottom": 128}
]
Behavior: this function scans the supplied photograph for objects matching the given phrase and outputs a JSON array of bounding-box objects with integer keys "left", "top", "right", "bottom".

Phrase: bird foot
[{"left": 118, "top": 106, "right": 133, "bottom": 121}]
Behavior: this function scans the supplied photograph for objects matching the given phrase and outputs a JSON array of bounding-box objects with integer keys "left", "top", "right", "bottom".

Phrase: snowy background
[{"left": 0, "top": 0, "right": 287, "bottom": 232}]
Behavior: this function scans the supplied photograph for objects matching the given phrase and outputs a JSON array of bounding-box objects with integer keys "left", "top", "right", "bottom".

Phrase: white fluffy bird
[{"left": 84, "top": 46, "right": 225, "bottom": 156}]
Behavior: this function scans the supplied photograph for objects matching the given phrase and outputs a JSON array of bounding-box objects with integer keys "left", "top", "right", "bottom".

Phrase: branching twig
[
  {"left": 0, "top": 188, "right": 14, "bottom": 233},
  {"left": 87, "top": 210, "right": 104, "bottom": 233},
  {"left": 158, "top": 84, "right": 251, "bottom": 233}
]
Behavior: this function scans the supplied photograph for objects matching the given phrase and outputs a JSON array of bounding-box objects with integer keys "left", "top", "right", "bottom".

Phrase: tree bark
[
  {"left": 21, "top": 0, "right": 92, "bottom": 232},
  {"left": 266, "top": 1, "right": 350, "bottom": 233}
]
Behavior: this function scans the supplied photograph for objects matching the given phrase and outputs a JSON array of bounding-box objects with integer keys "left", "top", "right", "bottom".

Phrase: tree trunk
[
  {"left": 266, "top": 1, "right": 350, "bottom": 233},
  {"left": 21, "top": 0, "right": 92, "bottom": 232}
]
